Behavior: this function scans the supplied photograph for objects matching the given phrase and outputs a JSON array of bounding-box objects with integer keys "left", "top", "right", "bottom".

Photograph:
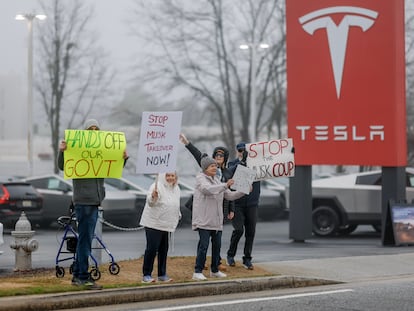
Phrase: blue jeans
[
  {"left": 194, "top": 229, "right": 222, "bottom": 273},
  {"left": 73, "top": 204, "right": 98, "bottom": 281}
]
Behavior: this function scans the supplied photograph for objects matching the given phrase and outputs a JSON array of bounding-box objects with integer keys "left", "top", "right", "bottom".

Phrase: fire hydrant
[{"left": 10, "top": 212, "right": 39, "bottom": 271}]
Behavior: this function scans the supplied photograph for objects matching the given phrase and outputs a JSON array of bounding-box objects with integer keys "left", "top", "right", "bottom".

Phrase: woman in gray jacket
[{"left": 192, "top": 156, "right": 245, "bottom": 281}]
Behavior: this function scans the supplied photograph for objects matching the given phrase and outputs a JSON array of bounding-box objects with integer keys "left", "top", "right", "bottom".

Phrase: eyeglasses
[
  {"left": 215, "top": 154, "right": 225, "bottom": 158},
  {"left": 237, "top": 149, "right": 245, "bottom": 153}
]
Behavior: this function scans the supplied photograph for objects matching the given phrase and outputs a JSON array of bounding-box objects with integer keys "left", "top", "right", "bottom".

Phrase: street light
[
  {"left": 15, "top": 13, "right": 46, "bottom": 176},
  {"left": 239, "top": 43, "right": 269, "bottom": 142}
]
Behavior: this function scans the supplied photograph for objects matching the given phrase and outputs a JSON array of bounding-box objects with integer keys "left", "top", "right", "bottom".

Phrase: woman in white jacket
[{"left": 139, "top": 172, "right": 181, "bottom": 283}]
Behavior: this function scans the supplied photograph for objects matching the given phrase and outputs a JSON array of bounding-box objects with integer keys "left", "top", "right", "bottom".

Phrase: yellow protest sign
[{"left": 63, "top": 129, "right": 126, "bottom": 179}]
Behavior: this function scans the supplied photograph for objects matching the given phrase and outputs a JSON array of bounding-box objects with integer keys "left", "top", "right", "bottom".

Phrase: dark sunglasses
[
  {"left": 237, "top": 149, "right": 245, "bottom": 153},
  {"left": 215, "top": 154, "right": 225, "bottom": 158}
]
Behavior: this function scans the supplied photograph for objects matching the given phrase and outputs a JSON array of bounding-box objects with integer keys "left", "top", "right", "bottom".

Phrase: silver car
[
  {"left": 23, "top": 174, "right": 138, "bottom": 228},
  {"left": 311, "top": 168, "right": 414, "bottom": 236}
]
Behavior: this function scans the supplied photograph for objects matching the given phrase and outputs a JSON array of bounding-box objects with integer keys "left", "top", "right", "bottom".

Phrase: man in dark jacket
[
  {"left": 226, "top": 142, "right": 260, "bottom": 270},
  {"left": 58, "top": 119, "right": 128, "bottom": 289}
]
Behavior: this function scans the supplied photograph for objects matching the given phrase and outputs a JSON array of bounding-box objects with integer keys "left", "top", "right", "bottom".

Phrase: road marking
[{"left": 146, "top": 289, "right": 354, "bottom": 310}]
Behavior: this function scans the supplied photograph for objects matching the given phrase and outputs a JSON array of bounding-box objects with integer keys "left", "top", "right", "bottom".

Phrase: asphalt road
[
  {"left": 62, "top": 277, "right": 414, "bottom": 311},
  {"left": 1, "top": 219, "right": 413, "bottom": 272}
]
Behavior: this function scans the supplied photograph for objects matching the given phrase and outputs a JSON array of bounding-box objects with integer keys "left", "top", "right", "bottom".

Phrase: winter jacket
[
  {"left": 139, "top": 173, "right": 181, "bottom": 233},
  {"left": 57, "top": 151, "right": 105, "bottom": 205},
  {"left": 227, "top": 157, "right": 261, "bottom": 208},
  {"left": 185, "top": 142, "right": 235, "bottom": 213},
  {"left": 192, "top": 172, "right": 244, "bottom": 231}
]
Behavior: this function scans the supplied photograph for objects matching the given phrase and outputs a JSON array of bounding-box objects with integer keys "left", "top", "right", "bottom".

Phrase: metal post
[
  {"left": 16, "top": 13, "right": 46, "bottom": 175},
  {"left": 27, "top": 18, "right": 34, "bottom": 176},
  {"left": 289, "top": 165, "right": 313, "bottom": 242},
  {"left": 249, "top": 46, "right": 257, "bottom": 142}
]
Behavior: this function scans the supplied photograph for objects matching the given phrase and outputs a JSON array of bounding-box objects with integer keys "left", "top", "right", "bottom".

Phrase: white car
[{"left": 311, "top": 168, "right": 414, "bottom": 236}]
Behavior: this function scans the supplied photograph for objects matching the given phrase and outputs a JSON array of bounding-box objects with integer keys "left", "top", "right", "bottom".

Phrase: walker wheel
[
  {"left": 55, "top": 266, "right": 65, "bottom": 278},
  {"left": 109, "top": 262, "right": 120, "bottom": 275},
  {"left": 89, "top": 268, "right": 101, "bottom": 281}
]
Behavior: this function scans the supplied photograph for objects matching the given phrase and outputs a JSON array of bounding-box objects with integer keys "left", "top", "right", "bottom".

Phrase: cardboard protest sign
[
  {"left": 63, "top": 130, "right": 126, "bottom": 179},
  {"left": 230, "top": 165, "right": 256, "bottom": 194},
  {"left": 136, "top": 111, "right": 182, "bottom": 174},
  {"left": 245, "top": 138, "right": 295, "bottom": 180}
]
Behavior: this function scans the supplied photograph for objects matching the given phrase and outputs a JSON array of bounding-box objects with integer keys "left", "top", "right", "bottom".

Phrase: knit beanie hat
[
  {"left": 84, "top": 119, "right": 100, "bottom": 130},
  {"left": 200, "top": 155, "right": 216, "bottom": 171}
]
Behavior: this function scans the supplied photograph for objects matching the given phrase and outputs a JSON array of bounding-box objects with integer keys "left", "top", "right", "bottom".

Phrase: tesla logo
[{"left": 299, "top": 6, "right": 378, "bottom": 98}]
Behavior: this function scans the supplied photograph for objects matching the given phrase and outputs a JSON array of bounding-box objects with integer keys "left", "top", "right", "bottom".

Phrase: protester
[
  {"left": 179, "top": 133, "right": 235, "bottom": 271},
  {"left": 139, "top": 172, "right": 181, "bottom": 283},
  {"left": 226, "top": 142, "right": 261, "bottom": 270},
  {"left": 58, "top": 119, "right": 129, "bottom": 290},
  {"left": 192, "top": 155, "right": 245, "bottom": 281}
]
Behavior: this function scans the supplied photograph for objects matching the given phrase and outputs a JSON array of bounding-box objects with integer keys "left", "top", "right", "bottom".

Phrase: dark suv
[{"left": 0, "top": 182, "right": 43, "bottom": 228}]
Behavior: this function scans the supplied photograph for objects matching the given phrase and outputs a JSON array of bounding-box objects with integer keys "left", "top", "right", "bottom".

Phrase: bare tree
[
  {"left": 130, "top": 0, "right": 286, "bottom": 153},
  {"left": 406, "top": 2, "right": 414, "bottom": 165},
  {"left": 35, "top": 0, "right": 115, "bottom": 173}
]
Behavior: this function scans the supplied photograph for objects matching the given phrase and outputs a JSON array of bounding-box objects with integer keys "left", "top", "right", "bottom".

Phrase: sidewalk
[{"left": 2, "top": 252, "right": 414, "bottom": 311}]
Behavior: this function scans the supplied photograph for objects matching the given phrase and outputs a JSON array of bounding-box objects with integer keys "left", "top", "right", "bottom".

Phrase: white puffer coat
[{"left": 139, "top": 173, "right": 181, "bottom": 232}]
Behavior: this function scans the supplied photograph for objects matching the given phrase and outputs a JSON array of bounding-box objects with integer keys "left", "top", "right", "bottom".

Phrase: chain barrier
[{"left": 99, "top": 217, "right": 144, "bottom": 232}]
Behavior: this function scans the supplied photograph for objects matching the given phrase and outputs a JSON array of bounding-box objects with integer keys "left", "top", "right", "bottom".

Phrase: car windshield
[{"left": 3, "top": 184, "right": 38, "bottom": 197}]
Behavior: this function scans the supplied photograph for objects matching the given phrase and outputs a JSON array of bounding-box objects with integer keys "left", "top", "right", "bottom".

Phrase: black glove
[
  {"left": 242, "top": 150, "right": 248, "bottom": 162},
  {"left": 240, "top": 150, "right": 248, "bottom": 166}
]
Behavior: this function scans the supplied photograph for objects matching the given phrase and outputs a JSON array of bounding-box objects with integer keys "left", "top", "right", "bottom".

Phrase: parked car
[
  {"left": 311, "top": 168, "right": 414, "bottom": 236},
  {"left": 0, "top": 182, "right": 43, "bottom": 229},
  {"left": 119, "top": 174, "right": 194, "bottom": 226},
  {"left": 22, "top": 174, "right": 139, "bottom": 228}
]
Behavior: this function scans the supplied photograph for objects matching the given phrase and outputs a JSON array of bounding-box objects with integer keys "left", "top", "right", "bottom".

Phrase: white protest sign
[
  {"left": 245, "top": 138, "right": 295, "bottom": 180},
  {"left": 230, "top": 164, "right": 256, "bottom": 194},
  {"left": 136, "top": 111, "right": 182, "bottom": 174}
]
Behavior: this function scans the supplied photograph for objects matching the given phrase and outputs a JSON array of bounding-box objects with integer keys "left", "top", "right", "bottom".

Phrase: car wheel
[
  {"left": 372, "top": 224, "right": 381, "bottom": 233},
  {"left": 337, "top": 224, "right": 358, "bottom": 236},
  {"left": 312, "top": 206, "right": 340, "bottom": 236}
]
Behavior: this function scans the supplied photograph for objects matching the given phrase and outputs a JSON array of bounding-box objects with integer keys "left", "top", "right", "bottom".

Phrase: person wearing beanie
[
  {"left": 191, "top": 154, "right": 245, "bottom": 281},
  {"left": 84, "top": 119, "right": 100, "bottom": 130},
  {"left": 139, "top": 172, "right": 181, "bottom": 283},
  {"left": 179, "top": 133, "right": 236, "bottom": 272},
  {"left": 226, "top": 142, "right": 261, "bottom": 271},
  {"left": 57, "top": 118, "right": 129, "bottom": 290}
]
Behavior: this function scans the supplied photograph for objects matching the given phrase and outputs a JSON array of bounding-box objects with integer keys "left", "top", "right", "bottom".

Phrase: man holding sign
[
  {"left": 58, "top": 119, "right": 129, "bottom": 290},
  {"left": 226, "top": 142, "right": 260, "bottom": 271}
]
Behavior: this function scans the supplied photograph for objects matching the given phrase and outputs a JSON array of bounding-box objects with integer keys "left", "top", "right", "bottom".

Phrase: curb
[{"left": 0, "top": 276, "right": 339, "bottom": 311}]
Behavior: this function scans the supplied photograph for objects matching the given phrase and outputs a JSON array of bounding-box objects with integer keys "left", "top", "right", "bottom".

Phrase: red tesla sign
[{"left": 286, "top": 0, "right": 406, "bottom": 166}]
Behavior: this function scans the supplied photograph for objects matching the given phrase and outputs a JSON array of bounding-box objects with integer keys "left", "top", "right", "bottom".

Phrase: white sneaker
[
  {"left": 192, "top": 272, "right": 207, "bottom": 281},
  {"left": 210, "top": 271, "right": 227, "bottom": 278}
]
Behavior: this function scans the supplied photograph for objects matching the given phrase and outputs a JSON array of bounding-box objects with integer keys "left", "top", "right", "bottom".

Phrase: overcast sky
[{"left": 0, "top": 0, "right": 138, "bottom": 82}]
